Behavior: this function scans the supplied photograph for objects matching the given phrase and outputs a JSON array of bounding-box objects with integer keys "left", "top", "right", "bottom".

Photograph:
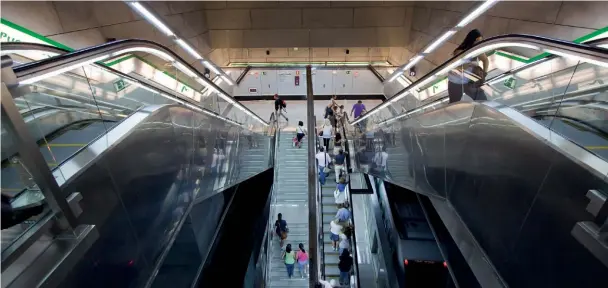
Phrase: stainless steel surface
[
  {"left": 53, "top": 103, "right": 273, "bottom": 287},
  {"left": 356, "top": 34, "right": 608, "bottom": 125},
  {"left": 353, "top": 100, "right": 608, "bottom": 286},
  {"left": 8, "top": 40, "right": 266, "bottom": 125},
  {"left": 2, "top": 224, "right": 99, "bottom": 288},
  {"left": 66, "top": 192, "right": 83, "bottom": 218},
  {"left": 307, "top": 65, "right": 318, "bottom": 287},
  {"left": 1, "top": 81, "right": 77, "bottom": 227}
]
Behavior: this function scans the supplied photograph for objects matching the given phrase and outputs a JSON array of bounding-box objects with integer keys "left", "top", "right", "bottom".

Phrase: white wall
[{"left": 234, "top": 68, "right": 383, "bottom": 96}]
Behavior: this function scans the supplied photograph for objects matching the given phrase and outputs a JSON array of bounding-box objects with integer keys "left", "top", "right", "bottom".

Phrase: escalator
[
  {"left": 1, "top": 40, "right": 276, "bottom": 288},
  {"left": 347, "top": 35, "right": 608, "bottom": 287}
]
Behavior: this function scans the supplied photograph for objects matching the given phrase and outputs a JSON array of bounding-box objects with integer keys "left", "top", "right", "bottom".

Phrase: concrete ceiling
[{"left": 2, "top": 1, "right": 606, "bottom": 73}]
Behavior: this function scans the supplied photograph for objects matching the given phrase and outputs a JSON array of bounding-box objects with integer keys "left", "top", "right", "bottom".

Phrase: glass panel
[
  {"left": 548, "top": 61, "right": 608, "bottom": 161},
  {"left": 0, "top": 106, "right": 52, "bottom": 254}
]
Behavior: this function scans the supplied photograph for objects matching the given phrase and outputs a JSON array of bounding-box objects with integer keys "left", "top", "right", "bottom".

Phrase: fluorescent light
[
  {"left": 113, "top": 47, "right": 174, "bottom": 62},
  {"left": 463, "top": 42, "right": 539, "bottom": 60},
  {"left": 130, "top": 2, "right": 174, "bottom": 37},
  {"left": 203, "top": 61, "right": 220, "bottom": 75},
  {"left": 424, "top": 31, "right": 456, "bottom": 54},
  {"left": 545, "top": 49, "right": 608, "bottom": 68},
  {"left": 176, "top": 39, "right": 202, "bottom": 60},
  {"left": 20, "top": 55, "right": 110, "bottom": 85},
  {"left": 456, "top": 0, "right": 500, "bottom": 28},
  {"left": 221, "top": 75, "right": 234, "bottom": 86},
  {"left": 405, "top": 55, "right": 423, "bottom": 70},
  {"left": 388, "top": 73, "right": 401, "bottom": 82},
  {"left": 173, "top": 61, "right": 197, "bottom": 78}
]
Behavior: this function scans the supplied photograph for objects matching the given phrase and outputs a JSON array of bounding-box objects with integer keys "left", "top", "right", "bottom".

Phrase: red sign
[{"left": 295, "top": 75, "right": 300, "bottom": 86}]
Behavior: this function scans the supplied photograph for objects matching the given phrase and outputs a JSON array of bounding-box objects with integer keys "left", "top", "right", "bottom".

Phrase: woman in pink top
[{"left": 296, "top": 243, "right": 309, "bottom": 278}]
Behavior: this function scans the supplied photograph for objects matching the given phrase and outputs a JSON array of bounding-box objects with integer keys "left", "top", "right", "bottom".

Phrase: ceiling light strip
[
  {"left": 126, "top": 1, "right": 233, "bottom": 86},
  {"left": 387, "top": 0, "right": 500, "bottom": 83}
]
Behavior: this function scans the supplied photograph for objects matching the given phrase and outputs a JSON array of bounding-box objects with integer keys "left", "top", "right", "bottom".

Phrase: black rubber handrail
[{"left": 354, "top": 34, "right": 608, "bottom": 125}]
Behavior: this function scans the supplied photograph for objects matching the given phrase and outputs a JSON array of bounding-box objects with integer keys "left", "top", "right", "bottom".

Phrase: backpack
[{"left": 281, "top": 100, "right": 287, "bottom": 108}]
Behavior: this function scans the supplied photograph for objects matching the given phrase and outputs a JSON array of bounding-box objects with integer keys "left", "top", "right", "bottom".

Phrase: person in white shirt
[
  {"left": 295, "top": 121, "right": 307, "bottom": 148},
  {"left": 373, "top": 147, "right": 388, "bottom": 173},
  {"left": 338, "top": 232, "right": 350, "bottom": 255},
  {"left": 318, "top": 118, "right": 333, "bottom": 152},
  {"left": 329, "top": 220, "right": 343, "bottom": 251},
  {"left": 315, "top": 147, "right": 330, "bottom": 185}
]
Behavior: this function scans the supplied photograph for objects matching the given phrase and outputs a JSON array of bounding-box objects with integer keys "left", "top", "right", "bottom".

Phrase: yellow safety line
[
  {"left": 45, "top": 143, "right": 86, "bottom": 147},
  {"left": 585, "top": 146, "right": 608, "bottom": 150}
]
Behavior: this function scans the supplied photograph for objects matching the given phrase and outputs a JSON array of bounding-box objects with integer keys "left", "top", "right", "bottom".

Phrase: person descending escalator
[
  {"left": 274, "top": 94, "right": 288, "bottom": 122},
  {"left": 447, "top": 29, "right": 489, "bottom": 103}
]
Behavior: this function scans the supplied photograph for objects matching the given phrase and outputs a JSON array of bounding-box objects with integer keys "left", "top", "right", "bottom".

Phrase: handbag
[
  {"left": 292, "top": 136, "right": 298, "bottom": 147},
  {"left": 323, "top": 153, "right": 331, "bottom": 173}
]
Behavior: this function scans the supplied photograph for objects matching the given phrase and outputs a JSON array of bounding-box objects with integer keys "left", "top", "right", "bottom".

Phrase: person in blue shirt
[
  {"left": 336, "top": 203, "right": 351, "bottom": 223},
  {"left": 334, "top": 177, "right": 348, "bottom": 207}
]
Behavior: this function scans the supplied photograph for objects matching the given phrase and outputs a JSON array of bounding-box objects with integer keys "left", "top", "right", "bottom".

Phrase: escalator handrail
[
  {"left": 338, "top": 112, "right": 361, "bottom": 288},
  {"left": 4, "top": 40, "right": 268, "bottom": 126},
  {"left": 351, "top": 34, "right": 608, "bottom": 125},
  {"left": 2, "top": 43, "right": 260, "bottom": 128},
  {"left": 375, "top": 37, "right": 608, "bottom": 126}
]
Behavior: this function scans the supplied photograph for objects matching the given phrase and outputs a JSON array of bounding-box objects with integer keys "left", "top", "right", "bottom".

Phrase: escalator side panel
[
  {"left": 361, "top": 102, "right": 608, "bottom": 287},
  {"left": 54, "top": 105, "right": 272, "bottom": 288},
  {"left": 446, "top": 104, "right": 557, "bottom": 276}
]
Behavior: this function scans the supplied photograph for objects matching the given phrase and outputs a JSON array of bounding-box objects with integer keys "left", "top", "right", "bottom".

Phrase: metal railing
[
  {"left": 338, "top": 112, "right": 361, "bottom": 288},
  {"left": 352, "top": 34, "right": 608, "bottom": 126},
  {"left": 3, "top": 41, "right": 267, "bottom": 126}
]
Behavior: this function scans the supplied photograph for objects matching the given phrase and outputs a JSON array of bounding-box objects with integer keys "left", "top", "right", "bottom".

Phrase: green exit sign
[
  {"left": 113, "top": 79, "right": 130, "bottom": 92},
  {"left": 503, "top": 77, "right": 517, "bottom": 89}
]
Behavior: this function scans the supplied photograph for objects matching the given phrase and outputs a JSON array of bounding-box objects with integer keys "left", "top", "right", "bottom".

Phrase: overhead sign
[{"left": 1, "top": 19, "right": 64, "bottom": 60}]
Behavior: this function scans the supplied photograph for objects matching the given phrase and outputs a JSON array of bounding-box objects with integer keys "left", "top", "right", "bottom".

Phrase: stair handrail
[
  {"left": 3, "top": 40, "right": 268, "bottom": 126},
  {"left": 351, "top": 34, "right": 608, "bottom": 126},
  {"left": 339, "top": 112, "right": 361, "bottom": 288}
]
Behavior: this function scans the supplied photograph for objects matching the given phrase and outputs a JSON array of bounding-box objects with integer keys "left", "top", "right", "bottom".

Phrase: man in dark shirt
[
  {"left": 273, "top": 94, "right": 288, "bottom": 122},
  {"left": 334, "top": 149, "right": 347, "bottom": 181}
]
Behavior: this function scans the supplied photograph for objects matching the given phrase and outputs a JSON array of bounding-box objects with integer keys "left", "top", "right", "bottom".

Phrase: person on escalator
[
  {"left": 338, "top": 249, "right": 354, "bottom": 286},
  {"left": 296, "top": 243, "right": 309, "bottom": 278},
  {"left": 319, "top": 119, "right": 333, "bottom": 152},
  {"left": 318, "top": 279, "right": 338, "bottom": 288},
  {"left": 282, "top": 244, "right": 296, "bottom": 278},
  {"left": 373, "top": 147, "right": 389, "bottom": 175},
  {"left": 351, "top": 100, "right": 367, "bottom": 119},
  {"left": 295, "top": 121, "right": 307, "bottom": 148},
  {"left": 315, "top": 147, "right": 331, "bottom": 185},
  {"left": 334, "top": 149, "right": 346, "bottom": 182},
  {"left": 273, "top": 94, "right": 289, "bottom": 122},
  {"left": 329, "top": 219, "right": 344, "bottom": 251},
  {"left": 274, "top": 213, "right": 289, "bottom": 248},
  {"left": 447, "top": 29, "right": 489, "bottom": 103},
  {"left": 334, "top": 177, "right": 348, "bottom": 208},
  {"left": 333, "top": 132, "right": 342, "bottom": 155}
]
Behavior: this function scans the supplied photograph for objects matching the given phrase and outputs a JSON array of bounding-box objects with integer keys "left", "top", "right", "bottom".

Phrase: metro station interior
[{"left": 0, "top": 1, "right": 607, "bottom": 288}]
